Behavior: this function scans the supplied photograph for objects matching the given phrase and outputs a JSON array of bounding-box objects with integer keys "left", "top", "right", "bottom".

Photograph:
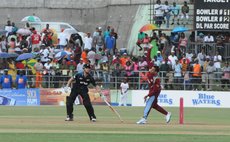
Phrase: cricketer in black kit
[{"left": 65, "top": 64, "right": 100, "bottom": 122}]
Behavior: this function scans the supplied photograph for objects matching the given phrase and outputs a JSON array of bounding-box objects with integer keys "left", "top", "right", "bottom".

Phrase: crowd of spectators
[{"left": 0, "top": 1, "right": 230, "bottom": 91}]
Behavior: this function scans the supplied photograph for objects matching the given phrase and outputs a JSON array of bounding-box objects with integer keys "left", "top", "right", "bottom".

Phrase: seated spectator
[{"left": 204, "top": 33, "right": 214, "bottom": 43}]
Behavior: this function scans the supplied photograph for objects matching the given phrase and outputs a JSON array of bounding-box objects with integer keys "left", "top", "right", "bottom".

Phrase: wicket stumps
[{"left": 179, "top": 97, "right": 184, "bottom": 124}]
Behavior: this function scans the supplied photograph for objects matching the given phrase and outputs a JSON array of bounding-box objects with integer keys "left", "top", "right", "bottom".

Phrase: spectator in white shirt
[
  {"left": 168, "top": 51, "right": 178, "bottom": 69},
  {"left": 154, "top": 0, "right": 164, "bottom": 28},
  {"left": 204, "top": 33, "right": 214, "bottom": 43},
  {"left": 213, "top": 51, "right": 222, "bottom": 81},
  {"left": 58, "top": 29, "right": 68, "bottom": 50},
  {"left": 40, "top": 45, "right": 50, "bottom": 64},
  {"left": 83, "top": 32, "right": 93, "bottom": 50}
]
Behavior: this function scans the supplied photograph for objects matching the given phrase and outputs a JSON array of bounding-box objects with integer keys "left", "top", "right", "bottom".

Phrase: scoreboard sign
[{"left": 194, "top": 0, "right": 230, "bottom": 31}]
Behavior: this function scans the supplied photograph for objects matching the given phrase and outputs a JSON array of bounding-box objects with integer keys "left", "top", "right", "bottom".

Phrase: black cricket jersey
[{"left": 73, "top": 72, "right": 96, "bottom": 92}]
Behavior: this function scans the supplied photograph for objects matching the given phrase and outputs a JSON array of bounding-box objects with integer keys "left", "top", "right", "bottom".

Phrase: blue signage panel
[{"left": 0, "top": 89, "right": 40, "bottom": 106}]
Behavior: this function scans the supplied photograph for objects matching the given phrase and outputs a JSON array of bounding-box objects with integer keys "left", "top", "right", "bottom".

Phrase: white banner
[{"left": 132, "top": 90, "right": 230, "bottom": 108}]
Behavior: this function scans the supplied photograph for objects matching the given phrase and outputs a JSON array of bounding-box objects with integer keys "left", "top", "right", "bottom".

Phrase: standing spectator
[
  {"left": 40, "top": 45, "right": 50, "bottom": 64},
  {"left": 178, "top": 32, "right": 188, "bottom": 54},
  {"left": 43, "top": 60, "right": 53, "bottom": 88},
  {"left": 0, "top": 69, "right": 13, "bottom": 89},
  {"left": 180, "top": 1, "right": 189, "bottom": 25},
  {"left": 213, "top": 51, "right": 222, "bottom": 81},
  {"left": 83, "top": 32, "right": 93, "bottom": 50},
  {"left": 81, "top": 49, "right": 88, "bottom": 64},
  {"left": 76, "top": 58, "right": 85, "bottom": 73},
  {"left": 34, "top": 59, "right": 44, "bottom": 88},
  {"left": 94, "top": 59, "right": 102, "bottom": 80},
  {"left": 202, "top": 56, "right": 210, "bottom": 90},
  {"left": 103, "top": 26, "right": 111, "bottom": 39},
  {"left": 92, "top": 27, "right": 99, "bottom": 38},
  {"left": 119, "top": 78, "right": 129, "bottom": 106},
  {"left": 186, "top": 50, "right": 194, "bottom": 62},
  {"left": 15, "top": 70, "right": 27, "bottom": 89},
  {"left": 41, "top": 24, "right": 53, "bottom": 47},
  {"left": 168, "top": 51, "right": 178, "bottom": 69},
  {"left": 87, "top": 48, "right": 96, "bottom": 66},
  {"left": 4, "top": 20, "right": 13, "bottom": 37},
  {"left": 192, "top": 59, "right": 202, "bottom": 90},
  {"left": 216, "top": 33, "right": 225, "bottom": 58},
  {"left": 8, "top": 37, "right": 16, "bottom": 53},
  {"left": 171, "top": 2, "right": 180, "bottom": 25},
  {"left": 101, "top": 61, "right": 110, "bottom": 88},
  {"left": 124, "top": 60, "right": 133, "bottom": 78},
  {"left": 181, "top": 57, "right": 188, "bottom": 76},
  {"left": 197, "top": 49, "right": 206, "bottom": 67},
  {"left": 173, "top": 59, "right": 182, "bottom": 90},
  {"left": 58, "top": 29, "right": 68, "bottom": 50},
  {"left": 93, "top": 29, "right": 104, "bottom": 52},
  {"left": 0, "top": 36, "right": 7, "bottom": 52},
  {"left": 111, "top": 28, "right": 118, "bottom": 54},
  {"left": 159, "top": 59, "right": 171, "bottom": 89},
  {"left": 221, "top": 62, "right": 230, "bottom": 90},
  {"left": 31, "top": 29, "right": 41, "bottom": 52},
  {"left": 20, "top": 36, "right": 29, "bottom": 50},
  {"left": 154, "top": 0, "right": 164, "bottom": 28},
  {"left": 162, "top": 1, "right": 171, "bottom": 28},
  {"left": 206, "top": 61, "right": 216, "bottom": 91},
  {"left": 105, "top": 33, "right": 115, "bottom": 56}
]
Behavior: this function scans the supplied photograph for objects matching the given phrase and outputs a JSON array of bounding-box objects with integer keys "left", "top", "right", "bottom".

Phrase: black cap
[{"left": 83, "top": 64, "right": 91, "bottom": 69}]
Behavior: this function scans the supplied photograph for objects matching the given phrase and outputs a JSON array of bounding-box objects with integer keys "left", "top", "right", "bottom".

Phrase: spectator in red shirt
[{"left": 31, "top": 28, "right": 41, "bottom": 52}]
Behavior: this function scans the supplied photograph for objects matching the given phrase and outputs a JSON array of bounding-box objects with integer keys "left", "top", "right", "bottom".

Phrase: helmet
[{"left": 83, "top": 64, "right": 91, "bottom": 69}]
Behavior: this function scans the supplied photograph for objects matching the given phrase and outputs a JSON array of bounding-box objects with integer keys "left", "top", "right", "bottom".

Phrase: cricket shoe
[
  {"left": 165, "top": 112, "right": 171, "bottom": 123},
  {"left": 65, "top": 115, "right": 74, "bottom": 121},
  {"left": 136, "top": 117, "right": 147, "bottom": 124},
  {"left": 91, "top": 118, "right": 96, "bottom": 122}
]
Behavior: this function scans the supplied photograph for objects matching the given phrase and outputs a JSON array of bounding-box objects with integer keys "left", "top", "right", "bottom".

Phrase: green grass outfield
[{"left": 0, "top": 106, "right": 230, "bottom": 142}]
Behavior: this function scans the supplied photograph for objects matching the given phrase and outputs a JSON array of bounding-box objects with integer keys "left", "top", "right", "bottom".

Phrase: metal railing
[
  {"left": 5, "top": 69, "right": 229, "bottom": 91},
  {"left": 187, "top": 42, "right": 230, "bottom": 60}
]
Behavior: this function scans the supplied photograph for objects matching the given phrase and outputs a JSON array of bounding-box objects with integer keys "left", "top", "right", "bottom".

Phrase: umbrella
[
  {"left": 16, "top": 28, "right": 32, "bottom": 36},
  {"left": 8, "top": 53, "right": 19, "bottom": 58},
  {"left": 0, "top": 29, "right": 7, "bottom": 35},
  {"left": 55, "top": 51, "right": 67, "bottom": 59},
  {"left": 63, "top": 28, "right": 78, "bottom": 40},
  {"left": 0, "top": 52, "right": 11, "bottom": 58},
  {"left": 172, "top": 26, "right": 189, "bottom": 33},
  {"left": 139, "top": 24, "right": 159, "bottom": 32},
  {"left": 21, "top": 16, "right": 42, "bottom": 22},
  {"left": 16, "top": 53, "right": 35, "bottom": 61}
]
